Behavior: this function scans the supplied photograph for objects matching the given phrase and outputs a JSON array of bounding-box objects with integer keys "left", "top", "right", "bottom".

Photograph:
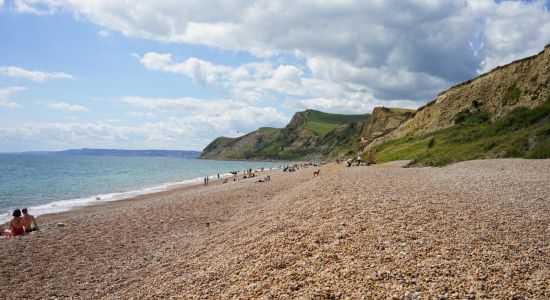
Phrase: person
[
  {"left": 0, "top": 224, "right": 12, "bottom": 238},
  {"left": 367, "top": 150, "right": 374, "bottom": 166},
  {"left": 346, "top": 158, "right": 352, "bottom": 167},
  {"left": 22, "top": 208, "right": 39, "bottom": 232},
  {"left": 9, "top": 209, "right": 26, "bottom": 236},
  {"left": 204, "top": 176, "right": 207, "bottom": 186},
  {"left": 357, "top": 155, "right": 363, "bottom": 166},
  {"left": 255, "top": 176, "right": 271, "bottom": 183}
]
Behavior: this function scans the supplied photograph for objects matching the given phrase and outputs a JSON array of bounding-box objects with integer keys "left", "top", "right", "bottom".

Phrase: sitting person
[
  {"left": 9, "top": 209, "right": 26, "bottom": 236},
  {"left": 255, "top": 176, "right": 271, "bottom": 183},
  {"left": 22, "top": 208, "right": 39, "bottom": 232},
  {"left": 0, "top": 224, "right": 12, "bottom": 238}
]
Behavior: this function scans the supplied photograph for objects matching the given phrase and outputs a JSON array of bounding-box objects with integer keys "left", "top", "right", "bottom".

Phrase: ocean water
[{"left": 0, "top": 154, "right": 284, "bottom": 224}]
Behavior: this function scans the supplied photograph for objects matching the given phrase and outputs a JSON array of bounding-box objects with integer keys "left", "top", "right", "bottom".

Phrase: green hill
[
  {"left": 202, "top": 110, "right": 374, "bottom": 159},
  {"left": 299, "top": 110, "right": 371, "bottom": 137}
]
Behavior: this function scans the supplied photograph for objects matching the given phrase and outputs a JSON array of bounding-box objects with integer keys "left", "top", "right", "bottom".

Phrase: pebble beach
[{"left": 1, "top": 159, "right": 549, "bottom": 299}]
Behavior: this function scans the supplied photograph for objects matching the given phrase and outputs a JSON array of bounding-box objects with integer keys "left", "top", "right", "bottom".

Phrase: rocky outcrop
[
  {"left": 368, "top": 44, "right": 550, "bottom": 149},
  {"left": 359, "top": 107, "right": 414, "bottom": 143}
]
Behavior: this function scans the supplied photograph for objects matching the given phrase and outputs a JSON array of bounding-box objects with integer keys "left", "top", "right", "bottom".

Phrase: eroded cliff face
[
  {"left": 320, "top": 107, "right": 414, "bottom": 157},
  {"left": 360, "top": 107, "right": 414, "bottom": 140},
  {"left": 369, "top": 44, "right": 550, "bottom": 148}
]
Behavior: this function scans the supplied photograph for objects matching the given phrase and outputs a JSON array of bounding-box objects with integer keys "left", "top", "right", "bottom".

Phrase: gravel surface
[{"left": 1, "top": 159, "right": 548, "bottom": 299}]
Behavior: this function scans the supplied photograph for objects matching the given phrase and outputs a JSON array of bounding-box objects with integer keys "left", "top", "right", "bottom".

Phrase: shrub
[
  {"left": 454, "top": 110, "right": 490, "bottom": 125},
  {"left": 503, "top": 85, "right": 521, "bottom": 105}
]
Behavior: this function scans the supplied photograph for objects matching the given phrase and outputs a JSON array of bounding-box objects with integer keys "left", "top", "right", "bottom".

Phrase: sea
[{"left": 0, "top": 154, "right": 285, "bottom": 224}]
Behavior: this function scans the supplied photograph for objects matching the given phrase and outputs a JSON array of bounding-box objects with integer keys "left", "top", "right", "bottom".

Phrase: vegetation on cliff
[{"left": 373, "top": 98, "right": 550, "bottom": 166}]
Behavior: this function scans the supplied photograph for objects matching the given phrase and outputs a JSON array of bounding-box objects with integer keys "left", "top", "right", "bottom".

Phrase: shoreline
[
  {"left": 1, "top": 159, "right": 548, "bottom": 299},
  {"left": 33, "top": 166, "right": 286, "bottom": 228},
  {"left": 0, "top": 160, "right": 292, "bottom": 225}
]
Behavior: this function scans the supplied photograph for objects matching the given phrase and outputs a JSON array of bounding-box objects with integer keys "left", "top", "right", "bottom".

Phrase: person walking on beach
[
  {"left": 9, "top": 209, "right": 26, "bottom": 236},
  {"left": 22, "top": 208, "right": 39, "bottom": 232},
  {"left": 204, "top": 176, "right": 207, "bottom": 186}
]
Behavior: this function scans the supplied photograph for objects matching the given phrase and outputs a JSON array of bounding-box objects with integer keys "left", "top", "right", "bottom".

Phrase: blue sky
[{"left": 0, "top": 0, "right": 549, "bottom": 151}]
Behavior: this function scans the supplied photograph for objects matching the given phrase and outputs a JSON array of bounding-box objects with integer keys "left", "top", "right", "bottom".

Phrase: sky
[{"left": 0, "top": 0, "right": 549, "bottom": 152}]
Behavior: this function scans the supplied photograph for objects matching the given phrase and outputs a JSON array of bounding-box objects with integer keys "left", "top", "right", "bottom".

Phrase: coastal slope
[
  {"left": 370, "top": 44, "right": 550, "bottom": 147},
  {"left": 201, "top": 110, "right": 372, "bottom": 160},
  {"left": 202, "top": 108, "right": 414, "bottom": 160},
  {"left": 202, "top": 45, "right": 550, "bottom": 164}
]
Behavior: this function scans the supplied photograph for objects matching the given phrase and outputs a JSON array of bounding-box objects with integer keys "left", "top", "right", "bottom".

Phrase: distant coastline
[{"left": 16, "top": 148, "right": 202, "bottom": 158}]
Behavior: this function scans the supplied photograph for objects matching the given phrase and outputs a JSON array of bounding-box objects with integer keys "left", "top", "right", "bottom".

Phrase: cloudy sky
[{"left": 1, "top": 0, "right": 549, "bottom": 152}]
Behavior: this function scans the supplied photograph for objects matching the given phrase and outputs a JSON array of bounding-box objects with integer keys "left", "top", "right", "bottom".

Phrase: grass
[
  {"left": 302, "top": 110, "right": 370, "bottom": 124},
  {"left": 373, "top": 100, "right": 550, "bottom": 166},
  {"left": 257, "top": 127, "right": 281, "bottom": 135},
  {"left": 300, "top": 110, "right": 370, "bottom": 137},
  {"left": 306, "top": 121, "right": 340, "bottom": 136}
]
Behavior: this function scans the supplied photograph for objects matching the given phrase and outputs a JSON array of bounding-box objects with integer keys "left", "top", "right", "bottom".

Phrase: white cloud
[
  {"left": 139, "top": 52, "right": 232, "bottom": 86},
  {"left": 0, "top": 103, "right": 290, "bottom": 151},
  {"left": 98, "top": 29, "right": 110, "bottom": 37},
  {"left": 11, "top": 0, "right": 550, "bottom": 113},
  {"left": 122, "top": 96, "right": 247, "bottom": 112},
  {"left": 125, "top": 111, "right": 156, "bottom": 117},
  {"left": 0, "top": 66, "right": 75, "bottom": 82},
  {"left": 121, "top": 95, "right": 289, "bottom": 139},
  {"left": 474, "top": 0, "right": 550, "bottom": 72},
  {"left": 0, "top": 86, "right": 26, "bottom": 108},
  {"left": 0, "top": 0, "right": 4, "bottom": 8},
  {"left": 138, "top": 52, "right": 345, "bottom": 102},
  {"left": 45, "top": 102, "right": 90, "bottom": 112},
  {"left": 13, "top": 0, "right": 55, "bottom": 15}
]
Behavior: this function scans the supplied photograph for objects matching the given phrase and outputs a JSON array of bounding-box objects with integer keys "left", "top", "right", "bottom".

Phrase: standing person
[
  {"left": 22, "top": 208, "right": 39, "bottom": 232},
  {"left": 217, "top": 173, "right": 220, "bottom": 179},
  {"left": 9, "top": 209, "right": 26, "bottom": 236},
  {"left": 357, "top": 155, "right": 363, "bottom": 166},
  {"left": 367, "top": 150, "right": 374, "bottom": 166},
  {"left": 204, "top": 177, "right": 207, "bottom": 186},
  {"left": 206, "top": 176, "right": 209, "bottom": 185}
]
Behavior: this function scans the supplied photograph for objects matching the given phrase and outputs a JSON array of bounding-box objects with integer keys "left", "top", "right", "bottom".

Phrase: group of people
[
  {"left": 344, "top": 150, "right": 375, "bottom": 167},
  {"left": 1, "top": 208, "right": 39, "bottom": 238}
]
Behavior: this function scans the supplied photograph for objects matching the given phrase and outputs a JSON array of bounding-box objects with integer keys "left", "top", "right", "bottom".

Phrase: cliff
[
  {"left": 203, "top": 45, "right": 550, "bottom": 163},
  {"left": 369, "top": 44, "right": 550, "bottom": 148},
  {"left": 201, "top": 110, "right": 372, "bottom": 160},
  {"left": 200, "top": 128, "right": 281, "bottom": 159},
  {"left": 202, "top": 108, "right": 413, "bottom": 160}
]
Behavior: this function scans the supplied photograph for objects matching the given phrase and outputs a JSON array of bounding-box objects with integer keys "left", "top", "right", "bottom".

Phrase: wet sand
[{"left": 0, "top": 159, "right": 548, "bottom": 299}]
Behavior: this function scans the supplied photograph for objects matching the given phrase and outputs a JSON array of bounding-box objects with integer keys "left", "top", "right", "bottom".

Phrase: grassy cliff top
[
  {"left": 257, "top": 127, "right": 281, "bottom": 135},
  {"left": 301, "top": 110, "right": 370, "bottom": 124}
]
